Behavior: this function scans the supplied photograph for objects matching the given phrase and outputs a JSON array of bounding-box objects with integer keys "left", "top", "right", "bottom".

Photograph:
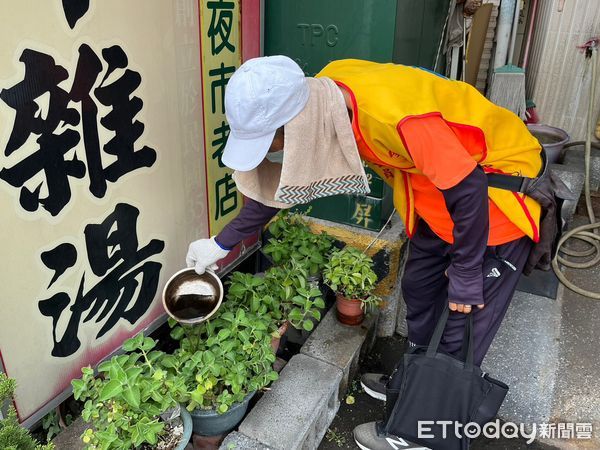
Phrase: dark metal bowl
[{"left": 162, "top": 268, "right": 223, "bottom": 324}]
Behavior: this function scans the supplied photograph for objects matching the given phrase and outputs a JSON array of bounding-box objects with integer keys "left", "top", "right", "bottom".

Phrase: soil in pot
[{"left": 336, "top": 293, "right": 364, "bottom": 326}]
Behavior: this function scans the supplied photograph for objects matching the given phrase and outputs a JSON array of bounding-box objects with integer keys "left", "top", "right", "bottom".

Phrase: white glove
[{"left": 186, "top": 237, "right": 230, "bottom": 275}]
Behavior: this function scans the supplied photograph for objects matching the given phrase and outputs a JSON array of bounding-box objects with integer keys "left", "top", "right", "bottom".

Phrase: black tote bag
[{"left": 384, "top": 306, "right": 509, "bottom": 450}]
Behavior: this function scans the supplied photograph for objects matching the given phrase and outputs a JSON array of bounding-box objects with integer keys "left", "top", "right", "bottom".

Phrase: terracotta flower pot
[
  {"left": 271, "top": 321, "right": 290, "bottom": 353},
  {"left": 192, "top": 432, "right": 224, "bottom": 449},
  {"left": 336, "top": 293, "right": 364, "bottom": 325}
]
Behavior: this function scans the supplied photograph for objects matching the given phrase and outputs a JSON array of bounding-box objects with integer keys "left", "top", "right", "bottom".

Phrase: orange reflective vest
[{"left": 317, "top": 59, "right": 542, "bottom": 242}]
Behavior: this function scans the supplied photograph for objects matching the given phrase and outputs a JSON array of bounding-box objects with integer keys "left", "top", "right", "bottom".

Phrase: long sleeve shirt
[{"left": 215, "top": 198, "right": 279, "bottom": 250}]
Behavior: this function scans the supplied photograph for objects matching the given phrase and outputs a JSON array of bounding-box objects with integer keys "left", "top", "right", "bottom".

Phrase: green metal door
[
  {"left": 393, "top": 0, "right": 451, "bottom": 69},
  {"left": 264, "top": 0, "right": 450, "bottom": 230},
  {"left": 265, "top": 0, "right": 397, "bottom": 76}
]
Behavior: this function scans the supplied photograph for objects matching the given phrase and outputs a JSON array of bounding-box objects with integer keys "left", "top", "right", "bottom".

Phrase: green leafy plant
[
  {"left": 225, "top": 260, "right": 325, "bottom": 333},
  {"left": 325, "top": 427, "right": 346, "bottom": 446},
  {"left": 323, "top": 247, "right": 381, "bottom": 311},
  {"left": 225, "top": 271, "right": 284, "bottom": 326},
  {"left": 71, "top": 334, "right": 181, "bottom": 450},
  {"left": 263, "top": 210, "right": 335, "bottom": 277},
  {"left": 42, "top": 410, "right": 72, "bottom": 443},
  {"left": 0, "top": 373, "right": 54, "bottom": 450},
  {"left": 166, "top": 308, "right": 279, "bottom": 414},
  {"left": 263, "top": 262, "right": 325, "bottom": 332}
]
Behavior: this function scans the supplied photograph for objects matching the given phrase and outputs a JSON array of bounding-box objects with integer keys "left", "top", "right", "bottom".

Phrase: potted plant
[
  {"left": 165, "top": 308, "right": 278, "bottom": 437},
  {"left": 71, "top": 334, "right": 192, "bottom": 450},
  {"left": 225, "top": 270, "right": 289, "bottom": 351},
  {"left": 0, "top": 373, "right": 54, "bottom": 449},
  {"left": 262, "top": 210, "right": 335, "bottom": 279},
  {"left": 263, "top": 261, "right": 326, "bottom": 344},
  {"left": 225, "top": 261, "right": 325, "bottom": 350},
  {"left": 225, "top": 271, "right": 288, "bottom": 351},
  {"left": 323, "top": 247, "right": 381, "bottom": 325}
]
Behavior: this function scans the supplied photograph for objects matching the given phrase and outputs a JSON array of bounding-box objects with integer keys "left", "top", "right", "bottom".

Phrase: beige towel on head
[{"left": 233, "top": 77, "right": 370, "bottom": 209}]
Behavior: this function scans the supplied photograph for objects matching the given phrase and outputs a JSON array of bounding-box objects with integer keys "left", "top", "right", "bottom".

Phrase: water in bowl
[
  {"left": 170, "top": 293, "right": 218, "bottom": 320},
  {"left": 532, "top": 132, "right": 563, "bottom": 145}
]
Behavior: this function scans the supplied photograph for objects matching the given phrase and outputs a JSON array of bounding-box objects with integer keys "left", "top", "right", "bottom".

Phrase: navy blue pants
[{"left": 402, "top": 221, "right": 533, "bottom": 366}]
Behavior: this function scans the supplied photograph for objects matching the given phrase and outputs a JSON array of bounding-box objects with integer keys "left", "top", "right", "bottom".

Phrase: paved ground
[
  {"left": 319, "top": 335, "right": 557, "bottom": 450},
  {"left": 549, "top": 216, "right": 600, "bottom": 442}
]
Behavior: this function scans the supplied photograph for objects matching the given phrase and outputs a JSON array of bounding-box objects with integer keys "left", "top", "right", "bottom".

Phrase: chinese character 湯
[{"left": 38, "top": 203, "right": 164, "bottom": 357}]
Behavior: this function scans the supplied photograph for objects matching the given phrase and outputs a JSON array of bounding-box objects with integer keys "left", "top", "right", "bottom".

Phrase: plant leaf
[
  {"left": 303, "top": 320, "right": 314, "bottom": 332},
  {"left": 97, "top": 360, "right": 112, "bottom": 373},
  {"left": 141, "top": 337, "right": 156, "bottom": 352},
  {"left": 99, "top": 380, "right": 123, "bottom": 401},
  {"left": 170, "top": 326, "right": 185, "bottom": 340},
  {"left": 122, "top": 385, "right": 141, "bottom": 409},
  {"left": 71, "top": 379, "right": 85, "bottom": 400},
  {"left": 125, "top": 367, "right": 143, "bottom": 384},
  {"left": 217, "top": 329, "right": 231, "bottom": 341}
]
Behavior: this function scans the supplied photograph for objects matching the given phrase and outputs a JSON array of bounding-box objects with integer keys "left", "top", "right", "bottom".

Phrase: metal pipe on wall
[{"left": 493, "top": 0, "right": 517, "bottom": 68}]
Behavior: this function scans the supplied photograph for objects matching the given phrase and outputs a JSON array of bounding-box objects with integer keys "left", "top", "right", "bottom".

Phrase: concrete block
[
  {"left": 550, "top": 163, "right": 585, "bottom": 226},
  {"left": 562, "top": 146, "right": 600, "bottom": 191},
  {"left": 301, "top": 308, "right": 378, "bottom": 396},
  {"left": 377, "top": 278, "right": 399, "bottom": 337},
  {"left": 395, "top": 242, "right": 410, "bottom": 337},
  {"left": 51, "top": 416, "right": 88, "bottom": 449},
  {"left": 219, "top": 432, "right": 274, "bottom": 450},
  {"left": 360, "top": 309, "right": 380, "bottom": 360},
  {"left": 395, "top": 284, "right": 408, "bottom": 337},
  {"left": 239, "top": 354, "right": 342, "bottom": 450}
]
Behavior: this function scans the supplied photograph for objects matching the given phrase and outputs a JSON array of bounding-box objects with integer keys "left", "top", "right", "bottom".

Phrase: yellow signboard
[
  {"left": 199, "top": 0, "right": 243, "bottom": 235},
  {"left": 0, "top": 0, "right": 208, "bottom": 425}
]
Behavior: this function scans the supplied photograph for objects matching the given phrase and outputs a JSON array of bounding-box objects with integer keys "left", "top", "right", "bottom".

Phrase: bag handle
[
  {"left": 427, "top": 304, "right": 475, "bottom": 369},
  {"left": 426, "top": 304, "right": 450, "bottom": 356}
]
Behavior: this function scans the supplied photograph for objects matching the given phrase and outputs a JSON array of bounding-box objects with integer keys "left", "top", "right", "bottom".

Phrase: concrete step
[
  {"left": 562, "top": 145, "right": 600, "bottom": 192},
  {"left": 550, "top": 162, "right": 585, "bottom": 226},
  {"left": 223, "top": 308, "right": 380, "bottom": 450},
  {"left": 220, "top": 432, "right": 273, "bottom": 449},
  {"left": 301, "top": 308, "right": 379, "bottom": 396},
  {"left": 50, "top": 416, "right": 87, "bottom": 449},
  {"left": 237, "top": 354, "right": 342, "bottom": 450}
]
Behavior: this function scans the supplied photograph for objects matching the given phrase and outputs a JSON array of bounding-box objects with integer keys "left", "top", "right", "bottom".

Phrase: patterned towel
[{"left": 233, "top": 76, "right": 369, "bottom": 208}]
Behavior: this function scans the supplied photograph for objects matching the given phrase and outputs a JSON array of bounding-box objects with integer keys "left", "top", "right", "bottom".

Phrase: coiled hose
[{"left": 552, "top": 42, "right": 600, "bottom": 298}]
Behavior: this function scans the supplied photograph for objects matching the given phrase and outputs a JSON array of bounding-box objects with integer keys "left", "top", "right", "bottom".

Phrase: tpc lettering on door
[{"left": 297, "top": 23, "right": 339, "bottom": 47}]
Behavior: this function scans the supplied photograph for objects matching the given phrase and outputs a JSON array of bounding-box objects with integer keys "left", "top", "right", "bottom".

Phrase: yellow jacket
[{"left": 317, "top": 59, "right": 542, "bottom": 241}]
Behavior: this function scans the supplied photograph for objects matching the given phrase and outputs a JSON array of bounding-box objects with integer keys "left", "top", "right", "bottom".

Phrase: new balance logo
[
  {"left": 385, "top": 437, "right": 430, "bottom": 450},
  {"left": 386, "top": 437, "right": 409, "bottom": 448},
  {"left": 486, "top": 267, "right": 501, "bottom": 278}
]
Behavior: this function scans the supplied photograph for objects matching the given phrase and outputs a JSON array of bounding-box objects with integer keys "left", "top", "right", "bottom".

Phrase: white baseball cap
[{"left": 222, "top": 55, "right": 310, "bottom": 171}]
